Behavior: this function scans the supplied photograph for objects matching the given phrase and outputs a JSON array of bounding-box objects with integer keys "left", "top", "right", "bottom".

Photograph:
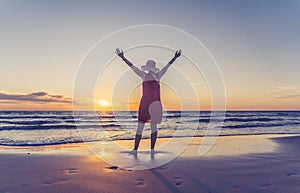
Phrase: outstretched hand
[
  {"left": 174, "top": 50, "right": 181, "bottom": 58},
  {"left": 115, "top": 48, "right": 124, "bottom": 58}
]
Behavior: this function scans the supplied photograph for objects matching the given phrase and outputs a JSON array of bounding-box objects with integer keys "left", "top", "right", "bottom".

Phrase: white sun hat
[{"left": 141, "top": 60, "right": 160, "bottom": 73}]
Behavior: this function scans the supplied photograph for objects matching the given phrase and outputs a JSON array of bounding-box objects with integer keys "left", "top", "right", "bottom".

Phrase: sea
[{"left": 0, "top": 111, "right": 299, "bottom": 146}]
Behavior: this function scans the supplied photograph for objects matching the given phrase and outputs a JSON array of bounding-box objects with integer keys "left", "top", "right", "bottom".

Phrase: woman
[{"left": 115, "top": 48, "right": 181, "bottom": 153}]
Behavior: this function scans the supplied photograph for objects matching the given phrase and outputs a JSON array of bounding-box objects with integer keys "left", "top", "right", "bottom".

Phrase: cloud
[
  {"left": 28, "top": 91, "right": 48, "bottom": 97},
  {"left": 274, "top": 94, "right": 300, "bottom": 99},
  {"left": 272, "top": 86, "right": 297, "bottom": 92},
  {"left": 0, "top": 91, "right": 72, "bottom": 103},
  {"left": 272, "top": 86, "right": 300, "bottom": 99}
]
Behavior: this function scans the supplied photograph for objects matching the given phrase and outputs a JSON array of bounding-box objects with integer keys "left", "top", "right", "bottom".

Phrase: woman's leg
[
  {"left": 150, "top": 123, "right": 158, "bottom": 150},
  {"left": 133, "top": 122, "right": 145, "bottom": 150},
  {"left": 149, "top": 101, "right": 161, "bottom": 150}
]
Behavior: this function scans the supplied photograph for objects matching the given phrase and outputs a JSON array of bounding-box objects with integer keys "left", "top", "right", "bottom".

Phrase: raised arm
[
  {"left": 157, "top": 50, "right": 181, "bottom": 78},
  {"left": 115, "top": 48, "right": 145, "bottom": 78}
]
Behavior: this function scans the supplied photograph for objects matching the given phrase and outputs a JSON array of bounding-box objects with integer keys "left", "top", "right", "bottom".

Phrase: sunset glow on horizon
[
  {"left": 97, "top": 100, "right": 111, "bottom": 107},
  {"left": 0, "top": 1, "right": 299, "bottom": 111}
]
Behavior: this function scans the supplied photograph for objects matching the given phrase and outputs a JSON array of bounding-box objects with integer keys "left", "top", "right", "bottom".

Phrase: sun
[{"left": 97, "top": 99, "right": 111, "bottom": 107}]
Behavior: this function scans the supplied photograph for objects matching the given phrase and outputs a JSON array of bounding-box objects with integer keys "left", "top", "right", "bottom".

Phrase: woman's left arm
[{"left": 157, "top": 50, "right": 181, "bottom": 78}]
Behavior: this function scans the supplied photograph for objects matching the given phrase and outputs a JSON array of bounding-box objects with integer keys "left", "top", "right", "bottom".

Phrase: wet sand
[{"left": 0, "top": 134, "right": 300, "bottom": 193}]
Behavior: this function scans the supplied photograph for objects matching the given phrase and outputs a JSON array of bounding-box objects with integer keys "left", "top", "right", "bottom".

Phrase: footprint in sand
[
  {"left": 134, "top": 179, "right": 146, "bottom": 187},
  {"left": 158, "top": 164, "right": 169, "bottom": 171},
  {"left": 173, "top": 177, "right": 183, "bottom": 186},
  {"left": 103, "top": 165, "right": 121, "bottom": 173},
  {"left": 259, "top": 183, "right": 278, "bottom": 192},
  {"left": 106, "top": 165, "right": 119, "bottom": 170},
  {"left": 43, "top": 178, "right": 68, "bottom": 185},
  {"left": 104, "top": 165, "right": 134, "bottom": 172},
  {"left": 260, "top": 183, "right": 271, "bottom": 188},
  {"left": 286, "top": 172, "right": 298, "bottom": 177},
  {"left": 119, "top": 168, "right": 133, "bottom": 172},
  {"left": 61, "top": 167, "right": 79, "bottom": 174},
  {"left": 66, "top": 167, "right": 79, "bottom": 174}
]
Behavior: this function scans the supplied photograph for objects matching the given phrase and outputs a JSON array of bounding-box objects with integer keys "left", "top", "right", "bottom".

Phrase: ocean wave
[
  {"left": 0, "top": 139, "right": 87, "bottom": 146},
  {"left": 0, "top": 111, "right": 299, "bottom": 146},
  {"left": 0, "top": 120, "right": 61, "bottom": 125},
  {"left": 186, "top": 117, "right": 284, "bottom": 123},
  {"left": 2, "top": 131, "right": 300, "bottom": 146},
  {"left": 0, "top": 123, "right": 121, "bottom": 131},
  {"left": 222, "top": 122, "right": 300, "bottom": 129}
]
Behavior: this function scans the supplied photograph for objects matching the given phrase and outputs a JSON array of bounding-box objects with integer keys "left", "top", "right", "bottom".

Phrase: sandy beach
[{"left": 0, "top": 134, "right": 300, "bottom": 193}]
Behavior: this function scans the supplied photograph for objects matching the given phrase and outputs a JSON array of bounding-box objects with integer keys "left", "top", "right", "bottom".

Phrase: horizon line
[{"left": 0, "top": 109, "right": 300, "bottom": 112}]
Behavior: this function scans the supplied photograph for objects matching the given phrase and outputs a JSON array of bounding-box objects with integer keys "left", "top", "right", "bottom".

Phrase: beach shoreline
[{"left": 1, "top": 134, "right": 300, "bottom": 193}]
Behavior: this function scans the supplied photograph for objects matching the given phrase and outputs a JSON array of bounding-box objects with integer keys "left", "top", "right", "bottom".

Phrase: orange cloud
[{"left": 0, "top": 91, "right": 72, "bottom": 110}]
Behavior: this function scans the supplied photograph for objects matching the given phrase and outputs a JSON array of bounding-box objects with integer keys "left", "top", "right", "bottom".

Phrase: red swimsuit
[{"left": 138, "top": 79, "right": 162, "bottom": 123}]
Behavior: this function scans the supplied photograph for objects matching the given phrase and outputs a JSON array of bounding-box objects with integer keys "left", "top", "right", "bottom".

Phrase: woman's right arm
[{"left": 115, "top": 48, "right": 145, "bottom": 78}]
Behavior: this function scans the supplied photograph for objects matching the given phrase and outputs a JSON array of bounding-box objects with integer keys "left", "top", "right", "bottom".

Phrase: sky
[{"left": 0, "top": 0, "right": 300, "bottom": 110}]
